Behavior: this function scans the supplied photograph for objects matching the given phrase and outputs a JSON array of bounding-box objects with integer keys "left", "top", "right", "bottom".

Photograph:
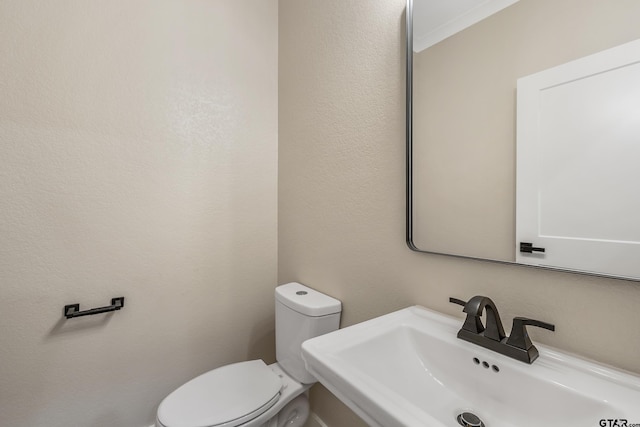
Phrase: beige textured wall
[
  {"left": 0, "top": 1, "right": 277, "bottom": 426},
  {"left": 278, "top": 1, "right": 640, "bottom": 426}
]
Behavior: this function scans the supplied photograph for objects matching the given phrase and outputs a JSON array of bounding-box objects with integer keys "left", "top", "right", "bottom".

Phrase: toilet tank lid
[{"left": 275, "top": 283, "right": 342, "bottom": 317}]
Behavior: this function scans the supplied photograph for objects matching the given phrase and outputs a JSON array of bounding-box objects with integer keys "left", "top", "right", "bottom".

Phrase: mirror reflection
[{"left": 408, "top": 0, "right": 640, "bottom": 279}]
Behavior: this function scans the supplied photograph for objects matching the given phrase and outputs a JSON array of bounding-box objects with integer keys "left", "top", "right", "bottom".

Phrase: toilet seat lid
[{"left": 157, "top": 360, "right": 282, "bottom": 427}]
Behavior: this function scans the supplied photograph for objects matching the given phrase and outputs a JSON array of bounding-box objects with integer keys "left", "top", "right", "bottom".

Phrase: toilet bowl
[{"left": 155, "top": 283, "right": 341, "bottom": 427}]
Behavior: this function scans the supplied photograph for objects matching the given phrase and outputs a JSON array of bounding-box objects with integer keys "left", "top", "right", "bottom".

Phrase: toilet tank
[{"left": 275, "top": 283, "right": 341, "bottom": 384}]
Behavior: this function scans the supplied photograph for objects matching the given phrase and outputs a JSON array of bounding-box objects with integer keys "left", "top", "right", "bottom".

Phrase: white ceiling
[{"left": 413, "top": 0, "right": 520, "bottom": 52}]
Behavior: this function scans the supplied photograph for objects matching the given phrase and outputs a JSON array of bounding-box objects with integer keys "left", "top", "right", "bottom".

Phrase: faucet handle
[
  {"left": 449, "top": 297, "right": 467, "bottom": 307},
  {"left": 506, "top": 317, "right": 555, "bottom": 350}
]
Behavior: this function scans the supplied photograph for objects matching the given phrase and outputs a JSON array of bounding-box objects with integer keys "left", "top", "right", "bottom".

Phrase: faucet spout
[{"left": 462, "top": 296, "right": 506, "bottom": 341}]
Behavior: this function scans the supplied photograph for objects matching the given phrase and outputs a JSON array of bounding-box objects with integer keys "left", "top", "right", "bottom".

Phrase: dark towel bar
[{"left": 64, "top": 297, "right": 125, "bottom": 319}]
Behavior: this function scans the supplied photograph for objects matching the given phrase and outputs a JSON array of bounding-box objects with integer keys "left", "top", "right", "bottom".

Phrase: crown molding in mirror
[{"left": 412, "top": 0, "right": 520, "bottom": 53}]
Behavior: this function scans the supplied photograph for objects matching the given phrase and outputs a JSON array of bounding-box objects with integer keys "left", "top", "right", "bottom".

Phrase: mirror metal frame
[{"left": 404, "top": 0, "right": 637, "bottom": 282}]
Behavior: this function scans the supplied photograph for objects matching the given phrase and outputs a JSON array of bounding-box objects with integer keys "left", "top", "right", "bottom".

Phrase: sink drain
[{"left": 456, "top": 412, "right": 485, "bottom": 427}]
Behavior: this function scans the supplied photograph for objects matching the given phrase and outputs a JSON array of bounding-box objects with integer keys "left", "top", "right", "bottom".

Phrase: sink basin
[{"left": 301, "top": 306, "right": 640, "bottom": 427}]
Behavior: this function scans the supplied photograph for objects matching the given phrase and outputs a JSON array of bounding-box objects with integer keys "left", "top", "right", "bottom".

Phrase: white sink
[{"left": 301, "top": 306, "right": 640, "bottom": 427}]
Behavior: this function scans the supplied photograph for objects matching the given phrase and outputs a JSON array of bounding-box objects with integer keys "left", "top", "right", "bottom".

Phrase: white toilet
[{"left": 155, "top": 282, "right": 342, "bottom": 427}]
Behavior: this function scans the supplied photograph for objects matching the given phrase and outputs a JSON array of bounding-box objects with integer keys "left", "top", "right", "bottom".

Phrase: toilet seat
[{"left": 157, "top": 360, "right": 282, "bottom": 427}]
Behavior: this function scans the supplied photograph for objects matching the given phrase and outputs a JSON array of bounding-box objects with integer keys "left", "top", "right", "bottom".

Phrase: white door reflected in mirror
[{"left": 516, "top": 39, "right": 640, "bottom": 280}]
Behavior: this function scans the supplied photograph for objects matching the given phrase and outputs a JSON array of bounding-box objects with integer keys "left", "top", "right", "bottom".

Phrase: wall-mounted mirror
[{"left": 406, "top": 0, "right": 640, "bottom": 280}]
